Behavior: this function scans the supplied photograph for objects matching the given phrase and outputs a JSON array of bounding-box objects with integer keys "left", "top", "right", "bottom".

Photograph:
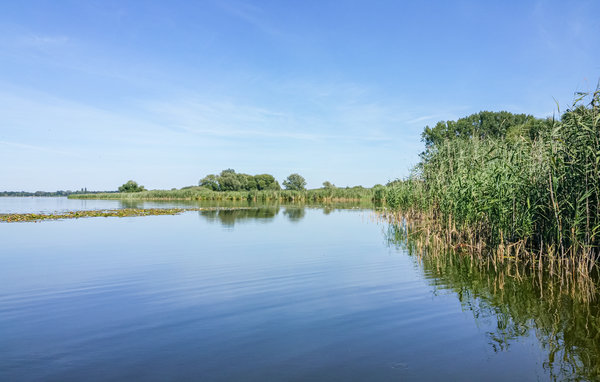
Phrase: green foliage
[
  {"left": 199, "top": 174, "right": 219, "bottom": 191},
  {"left": 70, "top": 186, "right": 376, "bottom": 203},
  {"left": 388, "top": 86, "right": 600, "bottom": 261},
  {"left": 118, "top": 180, "right": 145, "bottom": 193},
  {"left": 254, "top": 174, "right": 281, "bottom": 190},
  {"left": 198, "top": 169, "right": 281, "bottom": 191},
  {"left": 372, "top": 184, "right": 386, "bottom": 203},
  {"left": 421, "top": 111, "right": 552, "bottom": 151},
  {"left": 283, "top": 173, "right": 306, "bottom": 191},
  {"left": 322, "top": 181, "right": 336, "bottom": 189}
]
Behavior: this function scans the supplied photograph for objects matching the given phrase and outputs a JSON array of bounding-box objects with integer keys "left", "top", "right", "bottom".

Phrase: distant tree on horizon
[
  {"left": 118, "top": 180, "right": 146, "bottom": 193},
  {"left": 199, "top": 169, "right": 280, "bottom": 191},
  {"left": 283, "top": 173, "right": 306, "bottom": 191}
]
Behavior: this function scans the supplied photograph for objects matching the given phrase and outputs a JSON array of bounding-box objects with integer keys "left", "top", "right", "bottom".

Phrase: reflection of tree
[
  {"left": 283, "top": 207, "right": 305, "bottom": 222},
  {"left": 385, "top": 224, "right": 600, "bottom": 381},
  {"left": 198, "top": 207, "right": 280, "bottom": 227}
]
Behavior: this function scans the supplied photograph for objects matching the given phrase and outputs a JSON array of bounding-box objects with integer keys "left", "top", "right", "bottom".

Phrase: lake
[{"left": 1, "top": 197, "right": 598, "bottom": 381}]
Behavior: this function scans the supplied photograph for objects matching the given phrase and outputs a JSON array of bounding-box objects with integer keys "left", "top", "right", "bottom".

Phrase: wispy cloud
[
  {"left": 141, "top": 96, "right": 400, "bottom": 143},
  {"left": 19, "top": 34, "right": 70, "bottom": 47}
]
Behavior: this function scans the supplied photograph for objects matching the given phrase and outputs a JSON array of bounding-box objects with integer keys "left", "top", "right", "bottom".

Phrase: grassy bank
[
  {"left": 384, "top": 87, "right": 600, "bottom": 276},
  {"left": 69, "top": 186, "right": 376, "bottom": 203}
]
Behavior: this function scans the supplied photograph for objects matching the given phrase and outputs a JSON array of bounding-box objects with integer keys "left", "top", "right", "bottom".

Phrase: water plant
[{"left": 0, "top": 207, "right": 254, "bottom": 223}]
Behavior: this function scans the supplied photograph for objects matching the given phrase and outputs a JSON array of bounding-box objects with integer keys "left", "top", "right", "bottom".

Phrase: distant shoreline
[{"left": 68, "top": 187, "right": 378, "bottom": 203}]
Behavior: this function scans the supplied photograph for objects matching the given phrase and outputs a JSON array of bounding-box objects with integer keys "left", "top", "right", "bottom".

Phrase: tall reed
[{"left": 385, "top": 87, "right": 600, "bottom": 277}]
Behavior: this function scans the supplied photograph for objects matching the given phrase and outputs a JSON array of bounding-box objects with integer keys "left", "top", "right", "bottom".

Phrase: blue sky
[{"left": 1, "top": 0, "right": 599, "bottom": 191}]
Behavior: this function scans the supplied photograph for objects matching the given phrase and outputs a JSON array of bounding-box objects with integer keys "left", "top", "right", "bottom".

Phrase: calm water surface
[
  {"left": 0, "top": 196, "right": 263, "bottom": 214},
  {"left": 1, "top": 198, "right": 598, "bottom": 380}
]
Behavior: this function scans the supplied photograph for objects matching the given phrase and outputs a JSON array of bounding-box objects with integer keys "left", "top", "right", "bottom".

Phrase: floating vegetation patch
[{"left": 0, "top": 207, "right": 253, "bottom": 223}]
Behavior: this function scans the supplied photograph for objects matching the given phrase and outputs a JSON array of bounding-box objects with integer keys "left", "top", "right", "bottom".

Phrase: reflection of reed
[
  {"left": 381, "top": 211, "right": 598, "bottom": 302},
  {"left": 383, "top": 218, "right": 600, "bottom": 381}
]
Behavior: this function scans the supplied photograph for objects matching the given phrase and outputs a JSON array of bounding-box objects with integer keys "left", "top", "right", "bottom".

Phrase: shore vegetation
[
  {"left": 69, "top": 186, "right": 376, "bottom": 203},
  {"left": 383, "top": 86, "right": 600, "bottom": 288}
]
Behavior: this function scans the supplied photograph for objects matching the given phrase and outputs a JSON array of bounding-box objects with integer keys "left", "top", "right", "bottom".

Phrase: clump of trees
[
  {"left": 283, "top": 173, "right": 306, "bottom": 191},
  {"left": 421, "top": 110, "right": 553, "bottom": 152},
  {"left": 119, "top": 180, "right": 146, "bottom": 193},
  {"left": 199, "top": 169, "right": 281, "bottom": 191}
]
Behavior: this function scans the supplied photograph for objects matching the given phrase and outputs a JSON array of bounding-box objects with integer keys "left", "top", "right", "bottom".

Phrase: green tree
[
  {"left": 322, "top": 181, "right": 336, "bottom": 189},
  {"left": 118, "top": 180, "right": 145, "bottom": 193},
  {"left": 283, "top": 173, "right": 306, "bottom": 191},
  {"left": 199, "top": 174, "right": 219, "bottom": 190},
  {"left": 421, "top": 111, "right": 551, "bottom": 150},
  {"left": 219, "top": 173, "right": 242, "bottom": 191},
  {"left": 197, "top": 169, "right": 282, "bottom": 192},
  {"left": 254, "top": 174, "right": 281, "bottom": 190}
]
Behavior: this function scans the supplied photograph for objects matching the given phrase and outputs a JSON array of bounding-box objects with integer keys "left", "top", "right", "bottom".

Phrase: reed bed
[{"left": 382, "top": 87, "right": 600, "bottom": 285}]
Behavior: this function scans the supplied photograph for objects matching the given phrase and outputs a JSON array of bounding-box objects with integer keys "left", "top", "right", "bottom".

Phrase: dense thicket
[
  {"left": 387, "top": 88, "right": 600, "bottom": 264},
  {"left": 421, "top": 111, "right": 552, "bottom": 149},
  {"left": 199, "top": 169, "right": 281, "bottom": 191},
  {"left": 118, "top": 180, "right": 146, "bottom": 193}
]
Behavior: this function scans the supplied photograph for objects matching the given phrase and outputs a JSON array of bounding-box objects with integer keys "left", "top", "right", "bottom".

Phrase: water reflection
[
  {"left": 195, "top": 206, "right": 318, "bottom": 226},
  {"left": 282, "top": 207, "right": 305, "bottom": 222},
  {"left": 386, "top": 224, "right": 600, "bottom": 381},
  {"left": 0, "top": 197, "right": 377, "bottom": 215},
  {"left": 198, "top": 206, "right": 281, "bottom": 227}
]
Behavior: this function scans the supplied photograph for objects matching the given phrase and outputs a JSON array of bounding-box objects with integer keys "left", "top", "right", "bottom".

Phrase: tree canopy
[
  {"left": 421, "top": 111, "right": 552, "bottom": 150},
  {"left": 283, "top": 173, "right": 307, "bottom": 191},
  {"left": 199, "top": 169, "right": 280, "bottom": 191},
  {"left": 118, "top": 180, "right": 146, "bottom": 193}
]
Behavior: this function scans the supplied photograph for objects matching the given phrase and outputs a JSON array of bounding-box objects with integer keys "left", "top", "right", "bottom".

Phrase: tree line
[{"left": 198, "top": 169, "right": 307, "bottom": 192}]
